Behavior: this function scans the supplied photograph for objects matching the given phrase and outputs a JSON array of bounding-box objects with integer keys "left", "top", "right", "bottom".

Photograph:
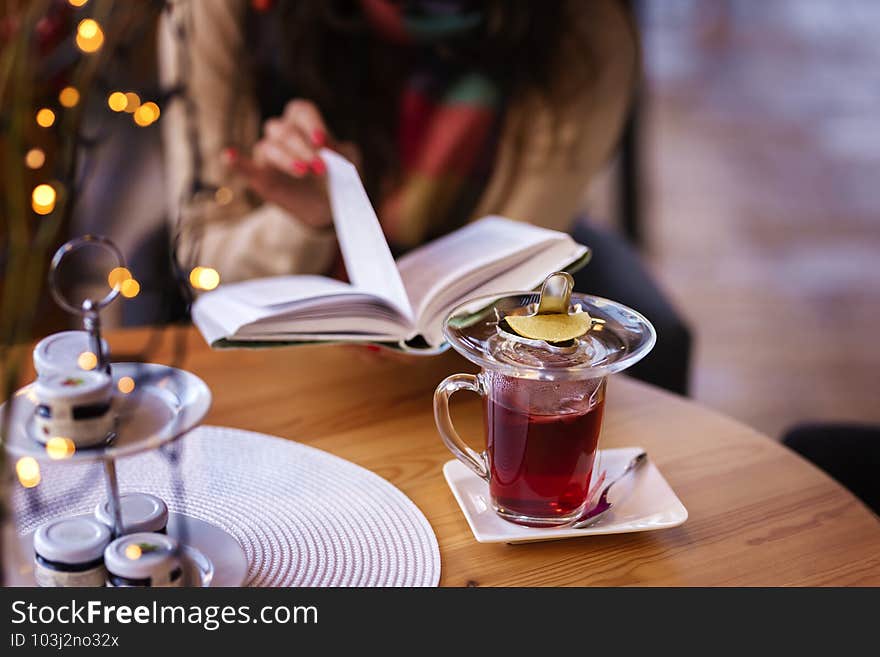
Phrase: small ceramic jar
[
  {"left": 104, "top": 532, "right": 183, "bottom": 587},
  {"left": 95, "top": 493, "right": 168, "bottom": 535},
  {"left": 34, "top": 371, "right": 115, "bottom": 448},
  {"left": 33, "top": 330, "right": 110, "bottom": 377},
  {"left": 33, "top": 517, "right": 111, "bottom": 587}
]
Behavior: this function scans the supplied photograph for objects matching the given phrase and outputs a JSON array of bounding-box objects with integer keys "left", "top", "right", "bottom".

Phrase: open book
[{"left": 193, "top": 150, "right": 589, "bottom": 352}]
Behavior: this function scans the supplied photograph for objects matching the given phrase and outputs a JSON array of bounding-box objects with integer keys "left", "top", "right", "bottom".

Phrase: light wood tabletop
[{"left": 102, "top": 326, "right": 880, "bottom": 586}]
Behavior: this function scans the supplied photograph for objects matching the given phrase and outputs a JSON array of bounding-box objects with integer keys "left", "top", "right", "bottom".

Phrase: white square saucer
[{"left": 443, "top": 447, "right": 688, "bottom": 544}]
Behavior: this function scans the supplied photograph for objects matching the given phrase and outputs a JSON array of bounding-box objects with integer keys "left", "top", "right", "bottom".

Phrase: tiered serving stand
[{"left": 1, "top": 236, "right": 248, "bottom": 586}]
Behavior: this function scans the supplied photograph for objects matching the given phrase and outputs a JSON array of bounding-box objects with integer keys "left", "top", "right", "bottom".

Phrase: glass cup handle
[{"left": 433, "top": 373, "right": 489, "bottom": 482}]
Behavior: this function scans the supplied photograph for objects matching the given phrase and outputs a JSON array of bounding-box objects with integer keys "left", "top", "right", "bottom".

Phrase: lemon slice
[{"left": 505, "top": 311, "right": 592, "bottom": 342}]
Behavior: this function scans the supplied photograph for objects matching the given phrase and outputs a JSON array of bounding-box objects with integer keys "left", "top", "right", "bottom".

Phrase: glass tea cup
[{"left": 434, "top": 288, "right": 655, "bottom": 527}]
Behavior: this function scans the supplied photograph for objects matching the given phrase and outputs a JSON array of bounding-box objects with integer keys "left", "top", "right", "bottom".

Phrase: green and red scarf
[{"left": 360, "top": 0, "right": 503, "bottom": 251}]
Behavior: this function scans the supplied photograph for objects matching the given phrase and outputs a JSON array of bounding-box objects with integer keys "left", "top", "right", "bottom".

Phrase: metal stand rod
[
  {"left": 103, "top": 458, "right": 124, "bottom": 537},
  {"left": 82, "top": 301, "right": 109, "bottom": 373}
]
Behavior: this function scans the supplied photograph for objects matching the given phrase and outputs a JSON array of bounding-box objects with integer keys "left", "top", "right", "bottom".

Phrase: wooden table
[{"left": 103, "top": 326, "right": 880, "bottom": 586}]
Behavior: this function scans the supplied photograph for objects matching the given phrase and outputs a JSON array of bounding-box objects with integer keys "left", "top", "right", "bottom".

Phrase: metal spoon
[
  {"left": 570, "top": 451, "right": 648, "bottom": 529},
  {"left": 535, "top": 272, "right": 575, "bottom": 315}
]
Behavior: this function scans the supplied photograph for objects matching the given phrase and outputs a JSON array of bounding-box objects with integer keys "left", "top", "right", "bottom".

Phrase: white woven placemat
[{"left": 13, "top": 425, "right": 440, "bottom": 587}]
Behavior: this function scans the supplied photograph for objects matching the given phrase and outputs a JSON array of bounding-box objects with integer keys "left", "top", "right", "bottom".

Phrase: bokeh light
[
  {"left": 75, "top": 18, "right": 104, "bottom": 53},
  {"left": 59, "top": 86, "right": 80, "bottom": 108},
  {"left": 16, "top": 457, "right": 41, "bottom": 488},
  {"left": 190, "top": 266, "right": 220, "bottom": 291},
  {"left": 117, "top": 376, "right": 136, "bottom": 394},
  {"left": 120, "top": 279, "right": 140, "bottom": 298},
  {"left": 123, "top": 92, "right": 141, "bottom": 113},
  {"left": 78, "top": 18, "right": 98, "bottom": 37},
  {"left": 107, "top": 91, "right": 127, "bottom": 112},
  {"left": 46, "top": 437, "right": 76, "bottom": 460},
  {"left": 36, "top": 108, "right": 55, "bottom": 128},
  {"left": 31, "top": 184, "right": 56, "bottom": 215},
  {"left": 25, "top": 148, "right": 46, "bottom": 170},
  {"left": 77, "top": 351, "right": 98, "bottom": 370},
  {"left": 133, "top": 102, "right": 160, "bottom": 127},
  {"left": 107, "top": 266, "right": 132, "bottom": 289},
  {"left": 68, "top": 0, "right": 89, "bottom": 6}
]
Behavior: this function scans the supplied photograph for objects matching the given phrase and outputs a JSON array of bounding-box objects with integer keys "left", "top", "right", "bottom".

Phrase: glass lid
[{"left": 443, "top": 290, "right": 656, "bottom": 381}]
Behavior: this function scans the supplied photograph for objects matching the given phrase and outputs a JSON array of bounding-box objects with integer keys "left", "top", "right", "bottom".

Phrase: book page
[
  {"left": 192, "top": 275, "right": 411, "bottom": 346},
  {"left": 396, "top": 216, "right": 573, "bottom": 319},
  {"left": 321, "top": 149, "right": 414, "bottom": 322},
  {"left": 222, "top": 275, "right": 354, "bottom": 308}
]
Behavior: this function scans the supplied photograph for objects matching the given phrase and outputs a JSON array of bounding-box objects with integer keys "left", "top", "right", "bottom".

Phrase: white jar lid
[
  {"left": 34, "top": 370, "right": 112, "bottom": 404},
  {"left": 34, "top": 517, "right": 111, "bottom": 565},
  {"left": 104, "top": 532, "right": 180, "bottom": 580},
  {"left": 33, "top": 331, "right": 110, "bottom": 377},
  {"left": 95, "top": 493, "right": 168, "bottom": 534}
]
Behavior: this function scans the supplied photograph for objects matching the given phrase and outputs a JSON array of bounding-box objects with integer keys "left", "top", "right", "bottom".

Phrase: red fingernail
[
  {"left": 365, "top": 344, "right": 380, "bottom": 353},
  {"left": 291, "top": 160, "right": 309, "bottom": 176},
  {"left": 221, "top": 147, "right": 238, "bottom": 164},
  {"left": 311, "top": 158, "right": 326, "bottom": 176},
  {"left": 312, "top": 129, "right": 326, "bottom": 147}
]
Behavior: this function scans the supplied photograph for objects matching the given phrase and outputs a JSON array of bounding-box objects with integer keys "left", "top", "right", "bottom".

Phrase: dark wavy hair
[{"left": 249, "top": 0, "right": 603, "bottom": 197}]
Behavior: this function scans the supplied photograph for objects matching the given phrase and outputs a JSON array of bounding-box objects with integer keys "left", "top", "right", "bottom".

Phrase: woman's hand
[{"left": 223, "top": 99, "right": 361, "bottom": 229}]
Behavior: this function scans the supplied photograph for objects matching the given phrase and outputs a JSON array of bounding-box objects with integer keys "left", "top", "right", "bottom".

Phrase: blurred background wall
[
  {"left": 587, "top": 0, "right": 880, "bottom": 437},
  {"left": 53, "top": 0, "right": 880, "bottom": 438},
  {"left": 633, "top": 0, "right": 880, "bottom": 438}
]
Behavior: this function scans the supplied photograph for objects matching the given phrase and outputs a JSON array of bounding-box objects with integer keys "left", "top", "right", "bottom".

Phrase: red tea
[{"left": 485, "top": 395, "right": 604, "bottom": 525}]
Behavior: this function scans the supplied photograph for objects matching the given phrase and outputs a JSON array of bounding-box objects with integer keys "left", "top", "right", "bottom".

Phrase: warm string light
[
  {"left": 77, "top": 351, "right": 98, "bottom": 370},
  {"left": 107, "top": 91, "right": 127, "bottom": 112},
  {"left": 123, "top": 92, "right": 140, "bottom": 113},
  {"left": 120, "top": 278, "right": 140, "bottom": 298},
  {"left": 31, "top": 183, "right": 57, "bottom": 215},
  {"left": 78, "top": 18, "right": 99, "bottom": 38},
  {"left": 45, "top": 437, "right": 76, "bottom": 460},
  {"left": 58, "top": 86, "right": 80, "bottom": 108},
  {"left": 189, "top": 267, "right": 203, "bottom": 288},
  {"left": 117, "top": 376, "right": 136, "bottom": 394},
  {"left": 107, "top": 91, "right": 161, "bottom": 125},
  {"left": 133, "top": 101, "right": 160, "bottom": 127},
  {"left": 107, "top": 266, "right": 132, "bottom": 289},
  {"left": 75, "top": 18, "right": 104, "bottom": 53},
  {"left": 68, "top": 0, "right": 89, "bottom": 6},
  {"left": 36, "top": 108, "right": 55, "bottom": 128},
  {"left": 106, "top": 266, "right": 140, "bottom": 298},
  {"left": 189, "top": 266, "right": 220, "bottom": 291},
  {"left": 25, "top": 148, "right": 46, "bottom": 169},
  {"left": 16, "top": 457, "right": 41, "bottom": 488}
]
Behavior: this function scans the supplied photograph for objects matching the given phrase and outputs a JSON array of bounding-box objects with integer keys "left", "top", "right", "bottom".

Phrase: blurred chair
[
  {"left": 571, "top": 220, "right": 692, "bottom": 396},
  {"left": 617, "top": 0, "right": 644, "bottom": 248},
  {"left": 782, "top": 423, "right": 880, "bottom": 515},
  {"left": 617, "top": 104, "right": 643, "bottom": 247}
]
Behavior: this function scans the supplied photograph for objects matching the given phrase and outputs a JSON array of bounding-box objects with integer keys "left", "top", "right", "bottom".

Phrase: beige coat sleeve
[
  {"left": 158, "top": 0, "right": 337, "bottom": 283},
  {"left": 473, "top": 0, "right": 639, "bottom": 232}
]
